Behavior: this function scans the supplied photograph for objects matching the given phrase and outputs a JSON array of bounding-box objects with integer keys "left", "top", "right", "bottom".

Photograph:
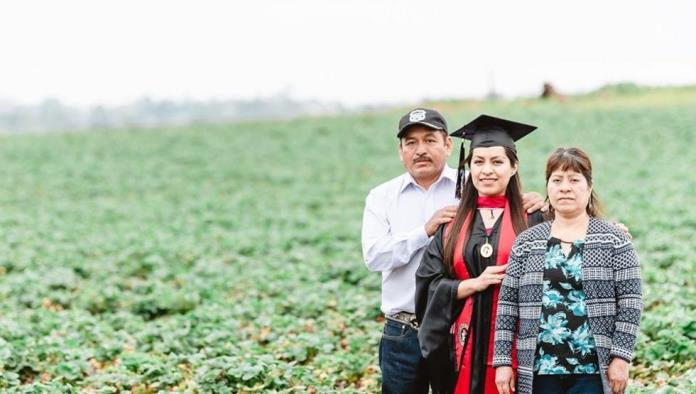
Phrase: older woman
[
  {"left": 415, "top": 115, "right": 545, "bottom": 394},
  {"left": 493, "top": 147, "right": 642, "bottom": 394}
]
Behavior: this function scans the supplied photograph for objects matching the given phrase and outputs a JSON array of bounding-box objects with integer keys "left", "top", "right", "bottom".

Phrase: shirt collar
[{"left": 401, "top": 166, "right": 457, "bottom": 193}]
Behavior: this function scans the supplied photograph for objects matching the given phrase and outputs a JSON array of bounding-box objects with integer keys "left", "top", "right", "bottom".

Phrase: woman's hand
[
  {"left": 457, "top": 264, "right": 507, "bottom": 299},
  {"left": 495, "top": 366, "right": 515, "bottom": 394},
  {"left": 607, "top": 358, "right": 629, "bottom": 393},
  {"left": 473, "top": 264, "right": 507, "bottom": 292}
]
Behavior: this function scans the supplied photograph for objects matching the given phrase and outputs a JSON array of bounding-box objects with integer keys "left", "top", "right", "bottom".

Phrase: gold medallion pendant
[{"left": 480, "top": 240, "right": 493, "bottom": 258}]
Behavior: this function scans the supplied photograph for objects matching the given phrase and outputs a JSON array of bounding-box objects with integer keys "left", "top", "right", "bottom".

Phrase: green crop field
[{"left": 0, "top": 85, "right": 694, "bottom": 393}]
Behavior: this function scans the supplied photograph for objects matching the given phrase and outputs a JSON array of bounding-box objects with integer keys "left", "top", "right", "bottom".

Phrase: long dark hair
[
  {"left": 544, "top": 147, "right": 603, "bottom": 219},
  {"left": 443, "top": 147, "right": 528, "bottom": 275}
]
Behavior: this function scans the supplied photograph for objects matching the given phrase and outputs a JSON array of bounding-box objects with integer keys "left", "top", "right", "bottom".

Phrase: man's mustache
[{"left": 413, "top": 156, "right": 432, "bottom": 163}]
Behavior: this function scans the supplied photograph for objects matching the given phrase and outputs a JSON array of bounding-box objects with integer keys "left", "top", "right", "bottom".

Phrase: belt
[{"left": 386, "top": 311, "right": 419, "bottom": 329}]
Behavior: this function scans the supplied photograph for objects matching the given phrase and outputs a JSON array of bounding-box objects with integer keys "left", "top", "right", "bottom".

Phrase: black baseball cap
[{"left": 397, "top": 108, "right": 448, "bottom": 137}]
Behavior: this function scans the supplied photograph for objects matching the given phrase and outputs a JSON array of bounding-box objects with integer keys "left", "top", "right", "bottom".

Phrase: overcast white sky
[{"left": 1, "top": 0, "right": 695, "bottom": 106}]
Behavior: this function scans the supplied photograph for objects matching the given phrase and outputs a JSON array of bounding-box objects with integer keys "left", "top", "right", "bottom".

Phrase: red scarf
[
  {"left": 445, "top": 196, "right": 520, "bottom": 394},
  {"left": 476, "top": 195, "right": 507, "bottom": 208}
]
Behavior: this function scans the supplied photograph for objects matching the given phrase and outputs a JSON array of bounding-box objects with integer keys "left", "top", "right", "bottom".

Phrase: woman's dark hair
[
  {"left": 443, "top": 147, "right": 528, "bottom": 275},
  {"left": 544, "top": 147, "right": 603, "bottom": 219}
]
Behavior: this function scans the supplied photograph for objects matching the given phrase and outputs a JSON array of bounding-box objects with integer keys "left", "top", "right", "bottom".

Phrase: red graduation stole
[{"left": 445, "top": 197, "right": 519, "bottom": 394}]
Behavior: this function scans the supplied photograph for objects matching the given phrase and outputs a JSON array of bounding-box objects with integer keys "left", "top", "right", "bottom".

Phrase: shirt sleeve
[
  {"left": 493, "top": 233, "right": 527, "bottom": 367},
  {"left": 609, "top": 231, "right": 643, "bottom": 363},
  {"left": 361, "top": 189, "right": 431, "bottom": 272}
]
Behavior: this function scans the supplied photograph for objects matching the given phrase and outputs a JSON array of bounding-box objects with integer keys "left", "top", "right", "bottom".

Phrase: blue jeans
[
  {"left": 533, "top": 374, "right": 604, "bottom": 394},
  {"left": 379, "top": 319, "right": 428, "bottom": 394}
]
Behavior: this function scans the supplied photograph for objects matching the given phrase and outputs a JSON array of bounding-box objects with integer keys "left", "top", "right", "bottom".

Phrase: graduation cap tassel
[{"left": 455, "top": 143, "right": 466, "bottom": 199}]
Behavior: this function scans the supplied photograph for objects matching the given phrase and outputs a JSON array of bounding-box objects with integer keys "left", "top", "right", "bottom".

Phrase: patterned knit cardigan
[{"left": 492, "top": 217, "right": 642, "bottom": 394}]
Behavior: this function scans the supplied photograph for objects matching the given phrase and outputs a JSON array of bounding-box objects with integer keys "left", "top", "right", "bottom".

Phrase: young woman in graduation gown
[{"left": 415, "top": 115, "right": 545, "bottom": 394}]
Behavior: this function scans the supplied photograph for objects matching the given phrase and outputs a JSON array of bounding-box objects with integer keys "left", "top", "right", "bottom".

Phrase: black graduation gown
[{"left": 415, "top": 210, "right": 544, "bottom": 394}]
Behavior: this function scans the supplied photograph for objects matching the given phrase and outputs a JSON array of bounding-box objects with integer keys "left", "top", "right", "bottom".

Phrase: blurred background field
[{"left": 0, "top": 85, "right": 694, "bottom": 392}]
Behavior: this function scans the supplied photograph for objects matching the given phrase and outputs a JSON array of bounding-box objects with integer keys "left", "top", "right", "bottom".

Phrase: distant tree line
[
  {"left": 0, "top": 95, "right": 347, "bottom": 133},
  {"left": 0, "top": 82, "right": 675, "bottom": 133}
]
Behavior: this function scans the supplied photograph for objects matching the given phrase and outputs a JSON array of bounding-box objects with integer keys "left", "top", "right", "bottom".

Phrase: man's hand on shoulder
[
  {"left": 425, "top": 205, "right": 458, "bottom": 236},
  {"left": 611, "top": 219, "right": 633, "bottom": 240},
  {"left": 521, "top": 192, "right": 548, "bottom": 214}
]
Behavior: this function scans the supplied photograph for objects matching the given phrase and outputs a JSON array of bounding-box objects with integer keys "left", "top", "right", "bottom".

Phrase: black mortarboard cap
[
  {"left": 449, "top": 114, "right": 537, "bottom": 198},
  {"left": 450, "top": 114, "right": 537, "bottom": 151}
]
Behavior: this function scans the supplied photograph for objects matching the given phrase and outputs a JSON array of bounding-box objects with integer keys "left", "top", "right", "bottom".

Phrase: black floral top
[{"left": 534, "top": 238, "right": 599, "bottom": 375}]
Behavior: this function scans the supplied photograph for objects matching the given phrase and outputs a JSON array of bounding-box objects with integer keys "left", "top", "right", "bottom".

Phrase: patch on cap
[{"left": 409, "top": 109, "right": 426, "bottom": 122}]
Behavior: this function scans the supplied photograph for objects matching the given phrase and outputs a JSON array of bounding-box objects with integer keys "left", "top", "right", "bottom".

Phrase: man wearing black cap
[{"left": 361, "top": 109, "right": 545, "bottom": 394}]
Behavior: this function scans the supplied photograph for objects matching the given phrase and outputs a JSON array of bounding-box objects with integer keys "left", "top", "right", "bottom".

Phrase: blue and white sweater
[{"left": 492, "top": 217, "right": 642, "bottom": 394}]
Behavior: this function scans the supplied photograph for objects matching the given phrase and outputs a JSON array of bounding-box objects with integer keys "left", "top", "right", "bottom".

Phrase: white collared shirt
[{"left": 361, "top": 166, "right": 459, "bottom": 315}]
